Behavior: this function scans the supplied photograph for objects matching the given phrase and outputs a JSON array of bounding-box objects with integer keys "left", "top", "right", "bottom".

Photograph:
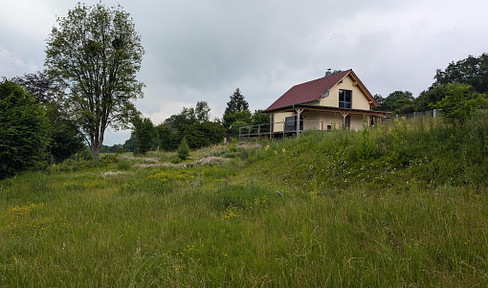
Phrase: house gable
[
  {"left": 321, "top": 74, "right": 371, "bottom": 110},
  {"left": 265, "top": 69, "right": 378, "bottom": 113}
]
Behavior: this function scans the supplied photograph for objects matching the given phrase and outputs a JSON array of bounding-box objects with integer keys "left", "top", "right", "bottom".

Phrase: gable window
[{"left": 339, "top": 89, "right": 352, "bottom": 108}]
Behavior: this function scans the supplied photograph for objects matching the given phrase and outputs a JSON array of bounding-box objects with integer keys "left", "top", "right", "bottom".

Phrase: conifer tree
[{"left": 223, "top": 88, "right": 250, "bottom": 128}]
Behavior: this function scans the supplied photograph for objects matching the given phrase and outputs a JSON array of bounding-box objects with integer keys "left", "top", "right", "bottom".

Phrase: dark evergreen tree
[
  {"left": 177, "top": 136, "right": 190, "bottom": 160},
  {"left": 225, "top": 88, "right": 249, "bottom": 114},
  {"left": 223, "top": 88, "right": 249, "bottom": 129}
]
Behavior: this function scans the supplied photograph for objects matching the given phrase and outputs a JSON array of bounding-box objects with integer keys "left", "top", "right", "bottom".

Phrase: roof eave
[{"left": 264, "top": 103, "right": 389, "bottom": 117}]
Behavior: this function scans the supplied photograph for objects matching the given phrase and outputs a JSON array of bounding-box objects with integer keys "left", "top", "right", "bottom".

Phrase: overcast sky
[{"left": 2, "top": 0, "right": 488, "bottom": 145}]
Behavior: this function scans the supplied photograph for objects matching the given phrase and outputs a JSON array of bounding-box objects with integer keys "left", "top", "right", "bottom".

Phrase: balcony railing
[{"left": 238, "top": 120, "right": 333, "bottom": 140}]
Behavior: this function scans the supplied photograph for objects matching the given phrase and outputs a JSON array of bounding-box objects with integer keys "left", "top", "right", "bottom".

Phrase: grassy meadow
[{"left": 1, "top": 115, "right": 488, "bottom": 287}]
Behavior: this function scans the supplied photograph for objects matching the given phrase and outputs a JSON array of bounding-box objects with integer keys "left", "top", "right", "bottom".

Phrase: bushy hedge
[
  {"left": 0, "top": 80, "right": 49, "bottom": 179},
  {"left": 184, "top": 122, "right": 225, "bottom": 149}
]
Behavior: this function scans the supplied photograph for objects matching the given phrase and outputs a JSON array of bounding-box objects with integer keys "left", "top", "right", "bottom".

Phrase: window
[
  {"left": 285, "top": 117, "right": 295, "bottom": 132},
  {"left": 339, "top": 89, "right": 352, "bottom": 108},
  {"left": 284, "top": 116, "right": 303, "bottom": 132}
]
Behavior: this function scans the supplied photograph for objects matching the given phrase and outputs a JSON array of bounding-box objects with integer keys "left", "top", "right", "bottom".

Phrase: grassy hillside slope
[{"left": 1, "top": 115, "right": 488, "bottom": 287}]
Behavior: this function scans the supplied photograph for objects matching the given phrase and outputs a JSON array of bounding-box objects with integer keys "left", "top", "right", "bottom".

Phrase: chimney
[{"left": 325, "top": 68, "right": 332, "bottom": 77}]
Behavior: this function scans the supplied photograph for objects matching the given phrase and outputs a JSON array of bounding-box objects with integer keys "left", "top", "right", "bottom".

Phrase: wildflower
[
  {"left": 282, "top": 148, "right": 286, "bottom": 153},
  {"left": 265, "top": 145, "right": 270, "bottom": 151},
  {"left": 401, "top": 116, "right": 406, "bottom": 120}
]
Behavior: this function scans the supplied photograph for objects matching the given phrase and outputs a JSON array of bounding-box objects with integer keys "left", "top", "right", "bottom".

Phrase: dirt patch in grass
[
  {"left": 120, "top": 156, "right": 160, "bottom": 162},
  {"left": 133, "top": 156, "right": 229, "bottom": 168}
]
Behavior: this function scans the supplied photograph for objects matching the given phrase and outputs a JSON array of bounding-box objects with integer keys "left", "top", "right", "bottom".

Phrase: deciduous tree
[
  {"left": 433, "top": 53, "right": 488, "bottom": 94},
  {"left": 15, "top": 72, "right": 85, "bottom": 163},
  {"left": 13, "top": 71, "right": 60, "bottom": 104},
  {"left": 382, "top": 91, "right": 414, "bottom": 114},
  {"left": 45, "top": 3, "right": 144, "bottom": 162},
  {"left": 195, "top": 101, "right": 211, "bottom": 123},
  {"left": 434, "top": 83, "right": 487, "bottom": 125},
  {"left": 415, "top": 84, "right": 449, "bottom": 112},
  {"left": 251, "top": 109, "right": 269, "bottom": 125}
]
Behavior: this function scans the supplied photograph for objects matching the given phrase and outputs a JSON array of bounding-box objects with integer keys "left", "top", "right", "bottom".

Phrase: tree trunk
[{"left": 91, "top": 141, "right": 102, "bottom": 163}]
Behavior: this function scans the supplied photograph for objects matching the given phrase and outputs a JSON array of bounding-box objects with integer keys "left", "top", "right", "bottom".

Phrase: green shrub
[
  {"left": 177, "top": 137, "right": 190, "bottom": 161},
  {"left": 184, "top": 122, "right": 225, "bottom": 149},
  {"left": 0, "top": 80, "right": 49, "bottom": 179}
]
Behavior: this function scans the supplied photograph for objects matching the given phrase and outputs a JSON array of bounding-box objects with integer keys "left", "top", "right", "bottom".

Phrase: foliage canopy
[
  {"left": 0, "top": 80, "right": 50, "bottom": 179},
  {"left": 434, "top": 83, "right": 487, "bottom": 125},
  {"left": 132, "top": 116, "right": 155, "bottom": 155},
  {"left": 14, "top": 72, "right": 85, "bottom": 163},
  {"left": 433, "top": 53, "right": 488, "bottom": 94},
  {"left": 45, "top": 3, "right": 144, "bottom": 162}
]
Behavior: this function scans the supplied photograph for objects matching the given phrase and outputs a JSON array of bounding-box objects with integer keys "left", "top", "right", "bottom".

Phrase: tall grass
[
  {"left": 1, "top": 115, "right": 488, "bottom": 287},
  {"left": 247, "top": 113, "right": 488, "bottom": 192}
]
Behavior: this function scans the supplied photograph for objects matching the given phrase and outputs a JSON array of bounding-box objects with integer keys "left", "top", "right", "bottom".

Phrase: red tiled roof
[{"left": 265, "top": 69, "right": 353, "bottom": 111}]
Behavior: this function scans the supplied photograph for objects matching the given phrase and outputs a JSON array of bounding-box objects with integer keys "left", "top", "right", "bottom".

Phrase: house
[{"left": 263, "top": 69, "right": 387, "bottom": 137}]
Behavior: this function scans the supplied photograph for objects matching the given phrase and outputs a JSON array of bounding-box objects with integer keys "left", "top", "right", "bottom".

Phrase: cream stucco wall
[
  {"left": 301, "top": 111, "right": 341, "bottom": 131},
  {"left": 272, "top": 111, "right": 295, "bottom": 132},
  {"left": 272, "top": 111, "right": 369, "bottom": 132},
  {"left": 319, "top": 75, "right": 370, "bottom": 110},
  {"left": 349, "top": 114, "right": 368, "bottom": 131}
]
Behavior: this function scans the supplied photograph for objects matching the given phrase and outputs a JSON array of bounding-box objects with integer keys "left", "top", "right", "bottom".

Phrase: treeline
[
  {"left": 123, "top": 88, "right": 269, "bottom": 155},
  {"left": 374, "top": 53, "right": 488, "bottom": 116},
  {"left": 1, "top": 74, "right": 267, "bottom": 179}
]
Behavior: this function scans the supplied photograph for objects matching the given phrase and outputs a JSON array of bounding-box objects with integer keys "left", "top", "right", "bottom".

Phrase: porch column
[
  {"left": 340, "top": 112, "right": 349, "bottom": 129},
  {"left": 269, "top": 115, "right": 273, "bottom": 138},
  {"left": 295, "top": 108, "right": 304, "bottom": 138}
]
